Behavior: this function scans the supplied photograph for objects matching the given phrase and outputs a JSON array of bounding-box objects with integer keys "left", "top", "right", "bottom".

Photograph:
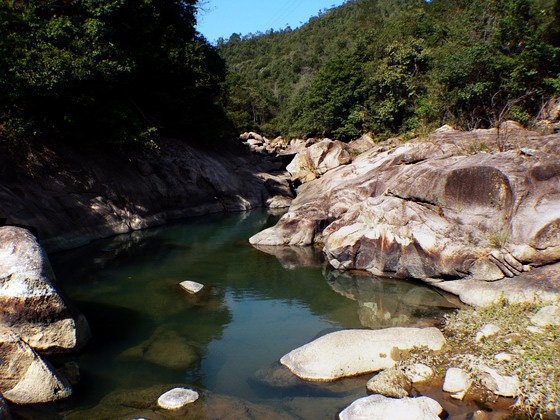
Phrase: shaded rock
[
  {"left": 475, "top": 324, "right": 501, "bottom": 342},
  {"left": 339, "top": 394, "right": 443, "bottom": 420},
  {"left": 403, "top": 363, "right": 434, "bottom": 383},
  {"left": 0, "top": 328, "right": 71, "bottom": 404},
  {"left": 530, "top": 305, "right": 560, "bottom": 326},
  {"left": 0, "top": 396, "right": 11, "bottom": 420},
  {"left": 280, "top": 327, "right": 445, "bottom": 381},
  {"left": 287, "top": 139, "right": 351, "bottom": 183},
  {"left": 157, "top": 387, "right": 199, "bottom": 410},
  {"left": 0, "top": 227, "right": 89, "bottom": 352},
  {"left": 119, "top": 327, "right": 198, "bottom": 370},
  {"left": 479, "top": 366, "right": 520, "bottom": 397},
  {"left": 443, "top": 368, "right": 471, "bottom": 400},
  {"left": 180, "top": 280, "right": 204, "bottom": 294},
  {"left": 366, "top": 368, "right": 411, "bottom": 398}
]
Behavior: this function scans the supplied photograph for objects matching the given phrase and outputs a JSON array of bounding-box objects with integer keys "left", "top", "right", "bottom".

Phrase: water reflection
[{"left": 325, "top": 271, "right": 463, "bottom": 329}]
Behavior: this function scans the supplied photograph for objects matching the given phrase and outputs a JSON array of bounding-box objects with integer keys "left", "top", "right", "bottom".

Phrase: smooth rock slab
[
  {"left": 339, "top": 395, "right": 443, "bottom": 420},
  {"left": 530, "top": 305, "right": 560, "bottom": 326},
  {"left": 280, "top": 327, "right": 445, "bottom": 381},
  {"left": 179, "top": 281, "right": 205, "bottom": 295},
  {"left": 157, "top": 387, "right": 199, "bottom": 410}
]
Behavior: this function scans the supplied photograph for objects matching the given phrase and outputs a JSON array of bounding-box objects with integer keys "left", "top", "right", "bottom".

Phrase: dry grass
[{"left": 401, "top": 301, "right": 560, "bottom": 418}]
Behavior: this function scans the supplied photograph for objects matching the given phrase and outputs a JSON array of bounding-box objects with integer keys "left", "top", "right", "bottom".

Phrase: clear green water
[{"left": 38, "top": 210, "right": 462, "bottom": 419}]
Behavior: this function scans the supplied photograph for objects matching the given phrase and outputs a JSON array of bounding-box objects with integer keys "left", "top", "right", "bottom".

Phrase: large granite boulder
[
  {"left": 0, "top": 328, "right": 72, "bottom": 404},
  {"left": 287, "top": 139, "right": 351, "bottom": 183},
  {"left": 280, "top": 327, "right": 445, "bottom": 381},
  {"left": 251, "top": 126, "right": 560, "bottom": 305},
  {"left": 0, "top": 227, "right": 89, "bottom": 352}
]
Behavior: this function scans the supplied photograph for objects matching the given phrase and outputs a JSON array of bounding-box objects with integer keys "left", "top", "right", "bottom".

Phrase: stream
[{"left": 27, "top": 210, "right": 469, "bottom": 419}]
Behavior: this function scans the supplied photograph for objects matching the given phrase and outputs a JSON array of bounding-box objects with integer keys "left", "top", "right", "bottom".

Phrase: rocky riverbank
[
  {"left": 0, "top": 137, "right": 293, "bottom": 253},
  {"left": 250, "top": 122, "right": 560, "bottom": 308}
]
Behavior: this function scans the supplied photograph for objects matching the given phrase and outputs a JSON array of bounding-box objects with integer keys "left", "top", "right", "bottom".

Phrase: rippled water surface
[{"left": 36, "top": 210, "right": 464, "bottom": 419}]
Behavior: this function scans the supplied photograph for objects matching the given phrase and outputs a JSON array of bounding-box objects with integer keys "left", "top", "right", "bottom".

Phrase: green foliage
[
  {"left": 0, "top": 0, "right": 230, "bottom": 147},
  {"left": 220, "top": 0, "right": 560, "bottom": 138}
]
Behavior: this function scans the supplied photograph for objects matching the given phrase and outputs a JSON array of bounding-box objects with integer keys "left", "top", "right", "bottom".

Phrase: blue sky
[{"left": 196, "top": 0, "right": 349, "bottom": 43}]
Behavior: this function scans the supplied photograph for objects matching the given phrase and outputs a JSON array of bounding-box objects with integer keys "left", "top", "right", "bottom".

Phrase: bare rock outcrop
[
  {"left": 250, "top": 125, "right": 560, "bottom": 305},
  {"left": 287, "top": 139, "right": 352, "bottom": 183},
  {"left": 0, "top": 227, "right": 89, "bottom": 352}
]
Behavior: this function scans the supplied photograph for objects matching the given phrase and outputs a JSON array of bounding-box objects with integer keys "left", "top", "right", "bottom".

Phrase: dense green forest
[
  {"left": 0, "top": 0, "right": 230, "bottom": 147},
  {"left": 1, "top": 0, "right": 559, "bottom": 147},
  {"left": 220, "top": 0, "right": 560, "bottom": 140}
]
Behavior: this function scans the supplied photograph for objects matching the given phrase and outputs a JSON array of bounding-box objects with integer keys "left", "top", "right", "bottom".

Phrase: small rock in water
[
  {"left": 157, "top": 387, "right": 199, "bottom": 410},
  {"left": 403, "top": 363, "right": 434, "bottom": 383},
  {"left": 339, "top": 394, "right": 443, "bottom": 420},
  {"left": 179, "top": 281, "right": 204, "bottom": 294},
  {"left": 443, "top": 368, "right": 471, "bottom": 400},
  {"left": 530, "top": 305, "right": 560, "bottom": 327},
  {"left": 366, "top": 368, "right": 411, "bottom": 398},
  {"left": 478, "top": 366, "right": 520, "bottom": 397},
  {"left": 475, "top": 324, "right": 500, "bottom": 342}
]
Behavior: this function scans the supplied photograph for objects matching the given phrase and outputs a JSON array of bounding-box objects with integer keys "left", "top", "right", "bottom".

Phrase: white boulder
[
  {"left": 443, "top": 368, "right": 471, "bottom": 400},
  {"left": 475, "top": 324, "right": 501, "bottom": 342},
  {"left": 157, "top": 387, "right": 199, "bottom": 410},
  {"left": 339, "top": 395, "right": 443, "bottom": 420},
  {"left": 280, "top": 327, "right": 445, "bottom": 381},
  {"left": 179, "top": 281, "right": 204, "bottom": 295},
  {"left": 404, "top": 363, "right": 434, "bottom": 383}
]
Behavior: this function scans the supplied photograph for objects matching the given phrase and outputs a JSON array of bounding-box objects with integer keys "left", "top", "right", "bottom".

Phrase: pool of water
[{"left": 33, "top": 210, "right": 464, "bottom": 419}]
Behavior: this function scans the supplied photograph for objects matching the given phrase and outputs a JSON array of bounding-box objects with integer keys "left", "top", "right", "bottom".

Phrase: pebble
[{"left": 157, "top": 387, "right": 199, "bottom": 410}]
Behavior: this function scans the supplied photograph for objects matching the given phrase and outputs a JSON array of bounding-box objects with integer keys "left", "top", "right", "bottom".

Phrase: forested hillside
[
  {"left": 0, "top": 0, "right": 230, "bottom": 148},
  {"left": 220, "top": 0, "right": 560, "bottom": 140}
]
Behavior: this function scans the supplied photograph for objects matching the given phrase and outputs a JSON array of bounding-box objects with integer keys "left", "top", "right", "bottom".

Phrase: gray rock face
[
  {"left": 0, "top": 227, "right": 89, "bottom": 352},
  {"left": 530, "top": 305, "right": 560, "bottom": 326},
  {"left": 157, "top": 387, "right": 199, "bottom": 410},
  {"left": 0, "top": 138, "right": 292, "bottom": 253},
  {"left": 339, "top": 394, "right": 443, "bottom": 420},
  {"left": 250, "top": 126, "right": 560, "bottom": 305},
  {"left": 280, "top": 327, "right": 445, "bottom": 381},
  {"left": 287, "top": 139, "right": 351, "bottom": 183},
  {"left": 366, "top": 368, "right": 411, "bottom": 398},
  {"left": 0, "top": 328, "right": 72, "bottom": 404}
]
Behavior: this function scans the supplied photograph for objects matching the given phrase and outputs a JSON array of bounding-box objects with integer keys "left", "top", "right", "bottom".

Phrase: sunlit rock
[
  {"left": 280, "top": 327, "right": 445, "bottom": 381},
  {"left": 157, "top": 387, "right": 199, "bottom": 410},
  {"left": 339, "top": 395, "right": 443, "bottom": 420}
]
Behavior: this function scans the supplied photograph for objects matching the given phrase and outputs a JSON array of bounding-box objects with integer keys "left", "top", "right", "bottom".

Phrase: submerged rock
[
  {"left": 119, "top": 327, "right": 198, "bottom": 370},
  {"left": 157, "top": 387, "right": 199, "bottom": 410},
  {"left": 0, "top": 226, "right": 89, "bottom": 352},
  {"left": 0, "top": 328, "right": 72, "bottom": 404},
  {"left": 280, "top": 327, "right": 445, "bottom": 381},
  {"left": 339, "top": 394, "right": 443, "bottom": 420}
]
